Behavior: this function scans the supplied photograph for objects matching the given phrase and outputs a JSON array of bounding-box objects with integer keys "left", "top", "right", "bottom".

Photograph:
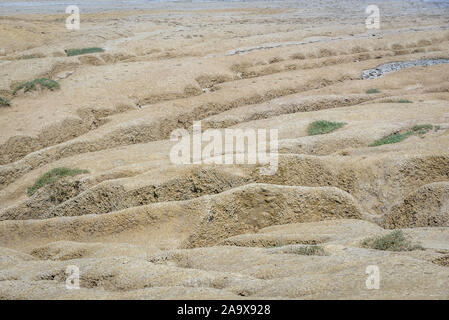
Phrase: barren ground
[{"left": 1, "top": 0, "right": 449, "bottom": 299}]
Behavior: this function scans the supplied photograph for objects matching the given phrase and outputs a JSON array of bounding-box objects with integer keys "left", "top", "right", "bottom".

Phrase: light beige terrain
[{"left": 0, "top": 0, "right": 449, "bottom": 299}]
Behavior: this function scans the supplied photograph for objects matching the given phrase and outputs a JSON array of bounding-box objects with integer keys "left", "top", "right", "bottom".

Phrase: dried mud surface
[{"left": 1, "top": 0, "right": 449, "bottom": 299}]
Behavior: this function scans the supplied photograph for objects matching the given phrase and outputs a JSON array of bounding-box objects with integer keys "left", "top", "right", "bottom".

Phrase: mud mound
[
  {"left": 221, "top": 219, "right": 384, "bottom": 248},
  {"left": 2, "top": 0, "right": 449, "bottom": 300},
  {"left": 0, "top": 281, "right": 242, "bottom": 300},
  {"left": 383, "top": 182, "right": 449, "bottom": 228},
  {"left": 183, "top": 184, "right": 362, "bottom": 248},
  {"left": 49, "top": 167, "right": 249, "bottom": 219},
  {"left": 255, "top": 154, "right": 449, "bottom": 216},
  {"left": 433, "top": 255, "right": 449, "bottom": 267},
  {"left": 0, "top": 104, "right": 133, "bottom": 166},
  {"left": 220, "top": 234, "right": 327, "bottom": 247},
  {"left": 0, "top": 183, "right": 361, "bottom": 249},
  {"left": 0, "top": 71, "right": 356, "bottom": 190},
  {"left": 30, "top": 241, "right": 160, "bottom": 261},
  {"left": 203, "top": 94, "right": 372, "bottom": 129},
  {"left": 1, "top": 255, "right": 264, "bottom": 295},
  {"left": 2, "top": 167, "right": 250, "bottom": 220},
  {"left": 2, "top": 220, "right": 449, "bottom": 299},
  {"left": 0, "top": 247, "right": 35, "bottom": 264}
]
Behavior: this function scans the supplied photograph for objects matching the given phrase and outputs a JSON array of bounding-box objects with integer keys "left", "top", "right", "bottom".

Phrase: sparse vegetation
[
  {"left": 271, "top": 241, "right": 326, "bottom": 255},
  {"left": 19, "top": 54, "right": 43, "bottom": 60},
  {"left": 230, "top": 62, "right": 253, "bottom": 73},
  {"left": 433, "top": 255, "right": 449, "bottom": 267},
  {"left": 268, "top": 57, "right": 284, "bottom": 64},
  {"left": 13, "top": 78, "right": 60, "bottom": 95},
  {"left": 65, "top": 47, "right": 105, "bottom": 56},
  {"left": 27, "top": 167, "right": 89, "bottom": 196},
  {"left": 318, "top": 48, "right": 334, "bottom": 57},
  {"left": 0, "top": 96, "right": 11, "bottom": 107},
  {"left": 361, "top": 230, "right": 423, "bottom": 251},
  {"left": 370, "top": 124, "right": 434, "bottom": 147},
  {"left": 382, "top": 99, "right": 412, "bottom": 103},
  {"left": 290, "top": 53, "right": 305, "bottom": 60},
  {"left": 366, "top": 88, "right": 381, "bottom": 94},
  {"left": 411, "top": 124, "right": 433, "bottom": 135},
  {"left": 289, "top": 245, "right": 326, "bottom": 256},
  {"left": 307, "top": 120, "right": 346, "bottom": 136},
  {"left": 370, "top": 131, "right": 414, "bottom": 146}
]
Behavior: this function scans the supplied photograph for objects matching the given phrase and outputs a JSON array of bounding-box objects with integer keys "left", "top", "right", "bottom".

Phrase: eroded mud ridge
[{"left": 1, "top": 0, "right": 449, "bottom": 299}]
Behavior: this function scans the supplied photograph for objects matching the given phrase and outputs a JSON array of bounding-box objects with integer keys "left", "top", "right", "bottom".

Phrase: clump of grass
[
  {"left": 366, "top": 88, "right": 381, "bottom": 94},
  {"left": 361, "top": 230, "right": 423, "bottom": 251},
  {"left": 381, "top": 99, "right": 413, "bottom": 104},
  {"left": 411, "top": 124, "right": 433, "bottom": 135},
  {"left": 370, "top": 131, "right": 414, "bottom": 147},
  {"left": 65, "top": 47, "right": 104, "bottom": 57},
  {"left": 307, "top": 120, "right": 346, "bottom": 136},
  {"left": 0, "top": 96, "right": 11, "bottom": 107},
  {"left": 27, "top": 167, "right": 89, "bottom": 196},
  {"left": 370, "top": 124, "right": 434, "bottom": 147},
  {"left": 13, "top": 78, "right": 60, "bottom": 95},
  {"left": 289, "top": 245, "right": 326, "bottom": 256}
]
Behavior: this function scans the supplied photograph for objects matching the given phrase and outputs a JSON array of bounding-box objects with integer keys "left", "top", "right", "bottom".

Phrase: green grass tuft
[
  {"left": 361, "top": 230, "right": 423, "bottom": 251},
  {"left": 307, "top": 120, "right": 346, "bottom": 136},
  {"left": 370, "top": 131, "right": 413, "bottom": 147},
  {"left": 27, "top": 167, "right": 89, "bottom": 196},
  {"left": 65, "top": 47, "right": 105, "bottom": 56},
  {"left": 366, "top": 88, "right": 381, "bottom": 94},
  {"left": 381, "top": 99, "right": 412, "bottom": 104},
  {"left": 0, "top": 96, "right": 11, "bottom": 107},
  {"left": 411, "top": 124, "right": 433, "bottom": 135},
  {"left": 13, "top": 78, "right": 60, "bottom": 95},
  {"left": 370, "top": 124, "right": 434, "bottom": 147}
]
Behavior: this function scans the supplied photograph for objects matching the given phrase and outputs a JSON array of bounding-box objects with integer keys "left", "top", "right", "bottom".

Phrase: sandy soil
[{"left": 1, "top": 0, "right": 449, "bottom": 299}]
